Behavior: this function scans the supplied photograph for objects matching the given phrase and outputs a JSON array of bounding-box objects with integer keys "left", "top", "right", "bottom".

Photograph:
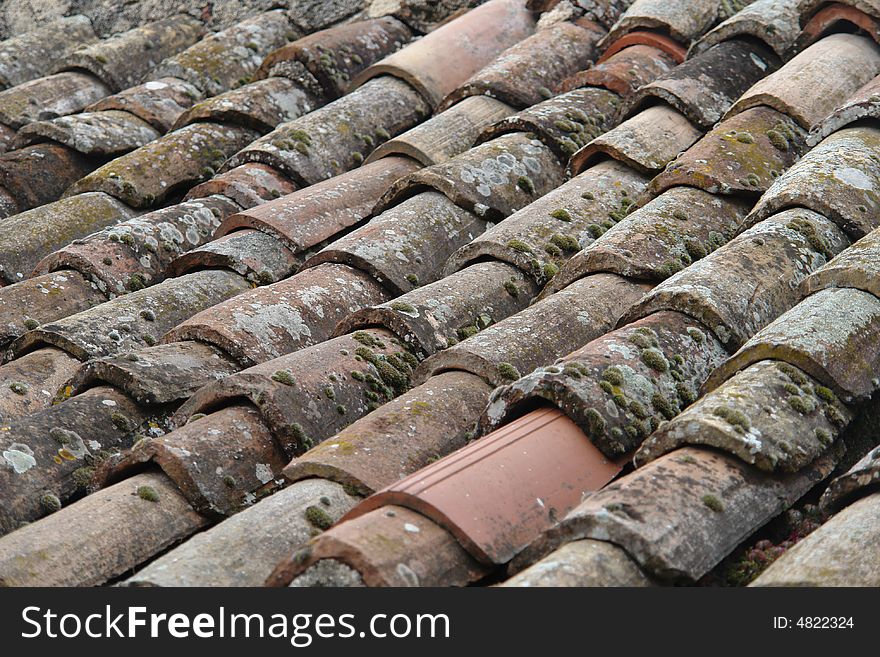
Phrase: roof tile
[
  {"left": 14, "top": 110, "right": 159, "bottom": 156},
  {"left": 168, "top": 229, "right": 299, "bottom": 283},
  {"left": 691, "top": 0, "right": 801, "bottom": 57},
  {"left": 0, "top": 72, "right": 112, "bottom": 132},
  {"left": 801, "top": 224, "right": 880, "bottom": 297},
  {"left": 809, "top": 73, "right": 880, "bottom": 144},
  {"left": 600, "top": 0, "right": 722, "bottom": 47},
  {"left": 186, "top": 162, "right": 298, "bottom": 209},
  {"left": 0, "top": 143, "right": 94, "bottom": 217},
  {"left": 86, "top": 76, "right": 203, "bottom": 133},
  {"left": 0, "top": 348, "right": 81, "bottom": 421},
  {"left": 821, "top": 444, "right": 880, "bottom": 511},
  {"left": 562, "top": 43, "right": 678, "bottom": 96},
  {"left": 795, "top": 1, "right": 880, "bottom": 51}
]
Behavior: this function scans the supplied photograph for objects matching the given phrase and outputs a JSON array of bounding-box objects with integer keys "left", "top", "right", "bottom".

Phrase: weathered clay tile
[
  {"left": 120, "top": 478, "right": 360, "bottom": 587},
  {"left": 0, "top": 471, "right": 208, "bottom": 587},
  {"left": 102, "top": 405, "right": 286, "bottom": 518},
  {"left": 255, "top": 17, "right": 413, "bottom": 98},
  {"left": 68, "top": 122, "right": 260, "bottom": 208},
  {"left": 569, "top": 105, "right": 702, "bottom": 175},
  {"left": 417, "top": 273, "right": 650, "bottom": 386},
  {"left": 376, "top": 133, "right": 563, "bottom": 221},
  {"left": 0, "top": 192, "right": 137, "bottom": 285},
  {"left": 165, "top": 263, "right": 389, "bottom": 367},
  {"left": 477, "top": 87, "right": 620, "bottom": 163},
  {"left": 821, "top": 444, "right": 880, "bottom": 511},
  {"left": 86, "top": 77, "right": 203, "bottom": 133},
  {"left": 70, "top": 340, "right": 240, "bottom": 406},
  {"left": 502, "top": 538, "right": 653, "bottom": 586},
  {"left": 622, "top": 209, "right": 850, "bottom": 349},
  {"left": 0, "top": 385, "right": 155, "bottom": 536},
  {"left": 225, "top": 77, "right": 430, "bottom": 185},
  {"left": 0, "top": 15, "right": 97, "bottom": 90},
  {"left": 551, "top": 187, "right": 751, "bottom": 286},
  {"left": 595, "top": 30, "right": 687, "bottom": 64},
  {"left": 637, "top": 360, "right": 854, "bottom": 472},
  {"left": 10, "top": 270, "right": 251, "bottom": 361},
  {"left": 172, "top": 76, "right": 320, "bottom": 132},
  {"left": 309, "top": 191, "right": 487, "bottom": 294},
  {"left": 217, "top": 156, "right": 420, "bottom": 251},
  {"left": 438, "top": 20, "right": 605, "bottom": 112},
  {"left": 348, "top": 407, "right": 622, "bottom": 564},
  {"left": 809, "top": 74, "right": 880, "bottom": 145},
  {"left": 0, "top": 123, "right": 14, "bottom": 153},
  {"left": 271, "top": 505, "right": 490, "bottom": 587},
  {"left": 367, "top": 96, "right": 514, "bottom": 166},
  {"left": 796, "top": 1, "right": 880, "bottom": 50},
  {"left": 530, "top": 0, "right": 633, "bottom": 30},
  {"left": 0, "top": 72, "right": 112, "bottom": 131},
  {"left": 173, "top": 327, "right": 417, "bottom": 458},
  {"left": 284, "top": 371, "right": 493, "bottom": 495},
  {"left": 186, "top": 162, "right": 298, "bottom": 209},
  {"left": 751, "top": 491, "right": 880, "bottom": 586},
  {"left": 517, "top": 446, "right": 840, "bottom": 583},
  {"left": 626, "top": 40, "right": 779, "bottom": 130},
  {"left": 797, "top": 0, "right": 880, "bottom": 24},
  {"left": 34, "top": 196, "right": 236, "bottom": 297},
  {"left": 167, "top": 229, "right": 299, "bottom": 284},
  {"left": 0, "top": 270, "right": 106, "bottom": 348},
  {"left": 144, "top": 13, "right": 294, "bottom": 96},
  {"left": 708, "top": 288, "right": 880, "bottom": 402},
  {"left": 445, "top": 160, "right": 649, "bottom": 281},
  {"left": 335, "top": 262, "right": 539, "bottom": 357},
  {"left": 725, "top": 33, "right": 880, "bottom": 129},
  {"left": 746, "top": 126, "right": 880, "bottom": 239},
  {"left": 0, "top": 143, "right": 94, "bottom": 216},
  {"left": 691, "top": 0, "right": 801, "bottom": 58},
  {"left": 650, "top": 106, "right": 808, "bottom": 197},
  {"left": 801, "top": 226, "right": 880, "bottom": 297},
  {"left": 14, "top": 110, "right": 159, "bottom": 158},
  {"left": 600, "top": 0, "right": 722, "bottom": 47},
  {"left": 0, "top": 348, "right": 81, "bottom": 421},
  {"left": 55, "top": 16, "right": 205, "bottom": 92},
  {"left": 479, "top": 311, "right": 729, "bottom": 458},
  {"left": 558, "top": 43, "right": 677, "bottom": 97},
  {"left": 353, "top": 0, "right": 536, "bottom": 107}
]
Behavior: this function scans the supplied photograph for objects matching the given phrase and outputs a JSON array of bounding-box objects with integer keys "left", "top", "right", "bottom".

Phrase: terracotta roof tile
[
  {"left": 86, "top": 76, "right": 203, "bottom": 132},
  {"left": 0, "top": 348, "right": 81, "bottom": 421},
  {"left": 13, "top": 110, "right": 160, "bottom": 156},
  {"left": 0, "top": 72, "right": 112, "bottom": 132},
  {"left": 562, "top": 42, "right": 678, "bottom": 96},
  {"left": 0, "top": 143, "right": 94, "bottom": 217},
  {"left": 186, "top": 162, "right": 298, "bottom": 209},
  {"left": 821, "top": 444, "right": 880, "bottom": 511},
  {"left": 795, "top": 1, "right": 880, "bottom": 50},
  {"left": 801, "top": 223, "right": 880, "bottom": 297},
  {"left": 808, "top": 72, "right": 880, "bottom": 143},
  {"left": 691, "top": 0, "right": 802, "bottom": 57},
  {"left": 600, "top": 0, "right": 723, "bottom": 48}
]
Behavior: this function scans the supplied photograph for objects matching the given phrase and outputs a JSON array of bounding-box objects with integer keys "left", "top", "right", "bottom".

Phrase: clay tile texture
[{"left": 3, "top": 0, "right": 880, "bottom": 591}]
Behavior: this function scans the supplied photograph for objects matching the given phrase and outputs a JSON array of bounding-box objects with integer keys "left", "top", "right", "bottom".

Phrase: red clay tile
[
  {"left": 597, "top": 30, "right": 687, "bottom": 63},
  {"left": 418, "top": 273, "right": 651, "bottom": 386},
  {"left": 725, "top": 33, "right": 880, "bottom": 129},
  {"left": 600, "top": 0, "right": 722, "bottom": 48},
  {"left": 691, "top": 0, "right": 801, "bottom": 58},
  {"left": 0, "top": 270, "right": 106, "bottom": 349},
  {"left": 638, "top": 360, "right": 853, "bottom": 472},
  {"left": 447, "top": 160, "right": 649, "bottom": 281},
  {"left": 0, "top": 143, "right": 94, "bottom": 216},
  {"left": 438, "top": 20, "right": 605, "bottom": 111},
  {"left": 367, "top": 96, "right": 514, "bottom": 166},
  {"left": 569, "top": 105, "right": 701, "bottom": 175},
  {"left": 797, "top": 2, "right": 880, "bottom": 50},
  {"left": 376, "top": 133, "right": 564, "bottom": 221},
  {"left": 70, "top": 340, "right": 240, "bottom": 406},
  {"left": 14, "top": 110, "right": 160, "bottom": 157},
  {"left": 147, "top": 12, "right": 292, "bottom": 96},
  {"left": 353, "top": 0, "right": 536, "bottom": 108},
  {"left": 335, "top": 262, "right": 538, "bottom": 357},
  {"left": 255, "top": 17, "right": 413, "bottom": 97},
  {"left": 552, "top": 187, "right": 750, "bottom": 285},
  {"left": 625, "top": 39, "right": 779, "bottom": 130},
  {"left": 650, "top": 106, "right": 808, "bottom": 197},
  {"left": 0, "top": 471, "right": 208, "bottom": 586},
  {"left": 11, "top": 270, "right": 250, "bottom": 360},
  {"left": 562, "top": 43, "right": 678, "bottom": 96},
  {"left": 284, "top": 370, "right": 493, "bottom": 495},
  {"left": 479, "top": 310, "right": 729, "bottom": 458},
  {"left": 809, "top": 73, "right": 880, "bottom": 145},
  {"left": 515, "top": 446, "right": 840, "bottom": 583},
  {"left": 309, "top": 191, "right": 488, "bottom": 295},
  {"left": 478, "top": 86, "right": 621, "bottom": 163},
  {"left": 87, "top": 77, "right": 203, "bottom": 133},
  {"left": 0, "top": 192, "right": 137, "bottom": 285},
  {"left": 173, "top": 327, "right": 416, "bottom": 459},
  {"left": 623, "top": 209, "right": 850, "bottom": 349},
  {"left": 0, "top": 15, "right": 97, "bottom": 90},
  {"left": 0, "top": 72, "right": 111, "bottom": 131},
  {"left": 709, "top": 288, "right": 880, "bottom": 402},
  {"left": 0, "top": 124, "right": 14, "bottom": 153},
  {"left": 0, "top": 347, "right": 81, "bottom": 421},
  {"left": 35, "top": 196, "right": 236, "bottom": 296},
  {"left": 168, "top": 229, "right": 300, "bottom": 283},
  {"left": 217, "top": 156, "right": 420, "bottom": 251},
  {"left": 68, "top": 122, "right": 260, "bottom": 208},
  {"left": 821, "top": 444, "right": 880, "bottom": 511},
  {"left": 226, "top": 77, "right": 430, "bottom": 186},
  {"left": 747, "top": 126, "right": 880, "bottom": 239},
  {"left": 55, "top": 16, "right": 205, "bottom": 91},
  {"left": 270, "top": 505, "right": 490, "bottom": 587},
  {"left": 801, "top": 225, "right": 880, "bottom": 298},
  {"left": 186, "top": 163, "right": 298, "bottom": 209},
  {"left": 346, "top": 407, "right": 622, "bottom": 564}
]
